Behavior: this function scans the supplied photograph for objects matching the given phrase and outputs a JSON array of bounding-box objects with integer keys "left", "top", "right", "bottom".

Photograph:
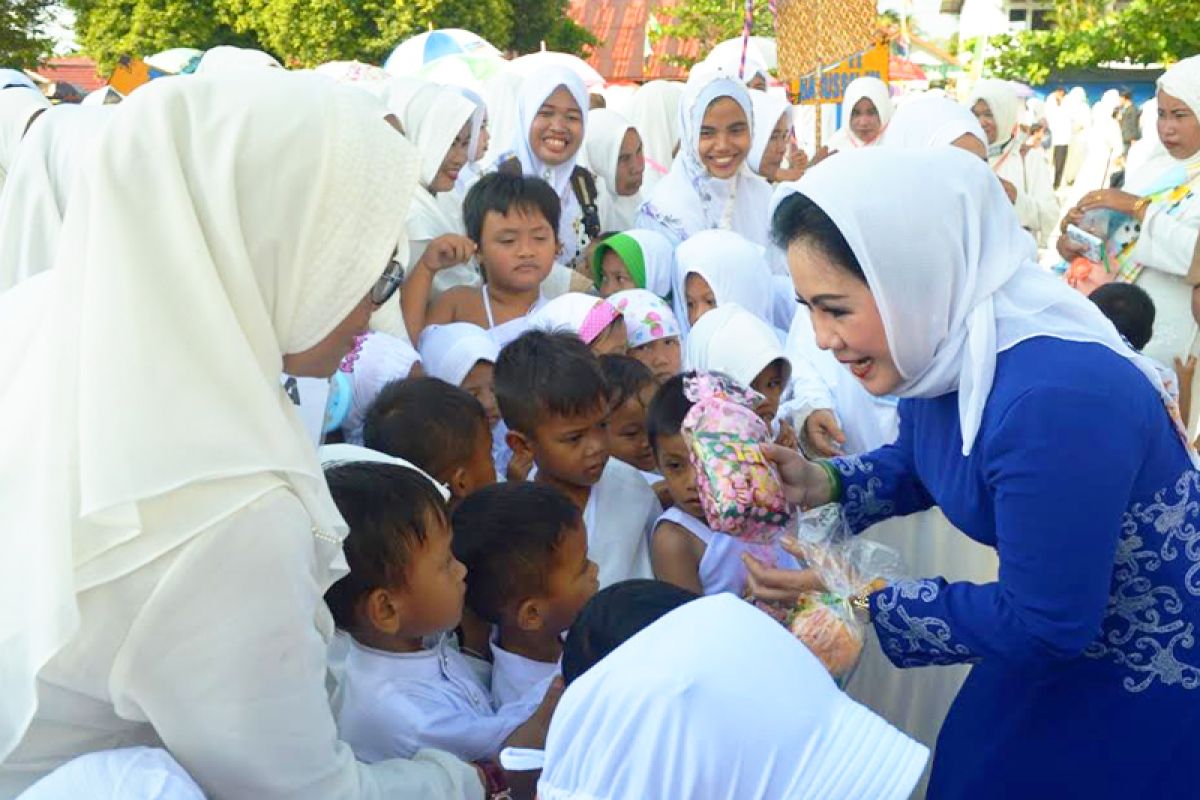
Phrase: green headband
[{"left": 592, "top": 233, "right": 646, "bottom": 290}]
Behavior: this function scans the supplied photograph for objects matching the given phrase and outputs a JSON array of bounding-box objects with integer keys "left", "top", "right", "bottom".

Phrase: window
[{"left": 1030, "top": 9, "right": 1051, "bottom": 29}]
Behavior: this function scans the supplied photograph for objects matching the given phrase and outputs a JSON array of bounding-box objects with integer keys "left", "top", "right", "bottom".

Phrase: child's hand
[
  {"left": 1175, "top": 354, "right": 1197, "bottom": 381},
  {"left": 652, "top": 480, "right": 674, "bottom": 509},
  {"left": 802, "top": 409, "right": 845, "bottom": 458},
  {"left": 420, "top": 234, "right": 476, "bottom": 272},
  {"left": 742, "top": 549, "right": 826, "bottom": 604},
  {"left": 774, "top": 418, "right": 800, "bottom": 450},
  {"left": 506, "top": 450, "right": 533, "bottom": 483}
]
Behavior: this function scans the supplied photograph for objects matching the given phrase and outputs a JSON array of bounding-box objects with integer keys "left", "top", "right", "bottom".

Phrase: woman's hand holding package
[{"left": 760, "top": 443, "right": 836, "bottom": 509}]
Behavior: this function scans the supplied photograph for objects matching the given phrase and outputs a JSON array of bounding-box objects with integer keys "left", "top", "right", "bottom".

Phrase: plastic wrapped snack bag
[
  {"left": 785, "top": 505, "right": 904, "bottom": 683},
  {"left": 681, "top": 372, "right": 794, "bottom": 545}
]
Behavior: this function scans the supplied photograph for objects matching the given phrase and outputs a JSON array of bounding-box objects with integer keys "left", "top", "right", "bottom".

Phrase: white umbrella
[
  {"left": 145, "top": 47, "right": 203, "bottom": 75},
  {"left": 384, "top": 29, "right": 502, "bottom": 76},
  {"left": 507, "top": 51, "right": 605, "bottom": 91}
]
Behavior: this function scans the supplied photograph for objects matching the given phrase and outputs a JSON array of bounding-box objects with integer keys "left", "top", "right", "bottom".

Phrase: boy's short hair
[
  {"left": 600, "top": 354, "right": 654, "bottom": 410},
  {"left": 323, "top": 461, "right": 447, "bottom": 631},
  {"left": 450, "top": 482, "right": 583, "bottom": 623},
  {"left": 363, "top": 377, "right": 488, "bottom": 479},
  {"left": 1089, "top": 283, "right": 1155, "bottom": 351},
  {"left": 495, "top": 330, "right": 609, "bottom": 436},
  {"left": 463, "top": 172, "right": 561, "bottom": 244},
  {"left": 646, "top": 372, "right": 697, "bottom": 453}
]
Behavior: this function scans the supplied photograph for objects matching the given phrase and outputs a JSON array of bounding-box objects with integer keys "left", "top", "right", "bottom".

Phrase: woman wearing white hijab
[
  {"left": 627, "top": 79, "right": 683, "bottom": 192},
  {"left": 882, "top": 93, "right": 987, "bottom": 157},
  {"left": 673, "top": 228, "right": 775, "bottom": 335},
  {"left": 0, "top": 104, "right": 114, "bottom": 292},
  {"left": 827, "top": 76, "right": 893, "bottom": 151},
  {"left": 0, "top": 71, "right": 483, "bottom": 798},
  {"left": 762, "top": 146, "right": 1200, "bottom": 799},
  {"left": 0, "top": 84, "right": 49, "bottom": 197},
  {"left": 451, "top": 87, "right": 489, "bottom": 200},
  {"left": 636, "top": 72, "right": 774, "bottom": 247},
  {"left": 747, "top": 88, "right": 793, "bottom": 181},
  {"left": 1061, "top": 55, "right": 1200, "bottom": 369},
  {"left": 581, "top": 108, "right": 645, "bottom": 231},
  {"left": 968, "top": 78, "right": 1059, "bottom": 246},
  {"left": 514, "top": 593, "right": 928, "bottom": 800},
  {"left": 488, "top": 65, "right": 596, "bottom": 272}
]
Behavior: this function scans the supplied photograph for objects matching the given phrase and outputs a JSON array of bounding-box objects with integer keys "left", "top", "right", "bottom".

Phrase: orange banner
[{"left": 789, "top": 44, "right": 890, "bottom": 106}]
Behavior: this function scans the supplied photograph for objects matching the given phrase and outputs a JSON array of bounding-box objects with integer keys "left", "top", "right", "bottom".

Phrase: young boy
[
  {"left": 495, "top": 329, "right": 658, "bottom": 587},
  {"left": 362, "top": 376, "right": 496, "bottom": 502},
  {"left": 646, "top": 373, "right": 798, "bottom": 596},
  {"left": 451, "top": 482, "right": 599, "bottom": 707},
  {"left": 402, "top": 173, "right": 564, "bottom": 348},
  {"left": 323, "top": 461, "right": 558, "bottom": 767},
  {"left": 600, "top": 354, "right": 671, "bottom": 509}
]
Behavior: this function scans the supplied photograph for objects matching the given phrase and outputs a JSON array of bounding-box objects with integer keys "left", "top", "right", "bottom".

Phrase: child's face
[
  {"left": 629, "top": 336, "right": 681, "bottom": 383},
  {"left": 590, "top": 318, "right": 628, "bottom": 357},
  {"left": 461, "top": 360, "right": 500, "bottom": 429},
  {"left": 459, "top": 421, "right": 498, "bottom": 496},
  {"left": 526, "top": 402, "right": 611, "bottom": 489},
  {"left": 685, "top": 272, "right": 717, "bottom": 326},
  {"left": 538, "top": 522, "right": 600, "bottom": 634},
  {"left": 391, "top": 511, "right": 468, "bottom": 638},
  {"left": 615, "top": 128, "right": 646, "bottom": 196},
  {"left": 698, "top": 97, "right": 750, "bottom": 179},
  {"left": 607, "top": 387, "right": 655, "bottom": 472},
  {"left": 653, "top": 432, "right": 704, "bottom": 518},
  {"left": 432, "top": 120, "right": 471, "bottom": 193},
  {"left": 478, "top": 206, "right": 557, "bottom": 292},
  {"left": 749, "top": 359, "right": 788, "bottom": 426},
  {"left": 599, "top": 251, "right": 636, "bottom": 297},
  {"left": 530, "top": 86, "right": 584, "bottom": 166}
]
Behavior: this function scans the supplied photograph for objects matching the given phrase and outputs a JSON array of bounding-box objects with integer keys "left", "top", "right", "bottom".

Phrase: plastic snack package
[
  {"left": 785, "top": 505, "right": 904, "bottom": 682},
  {"left": 681, "top": 372, "right": 794, "bottom": 545}
]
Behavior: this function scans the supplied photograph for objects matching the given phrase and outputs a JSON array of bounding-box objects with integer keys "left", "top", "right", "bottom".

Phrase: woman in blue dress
[{"left": 758, "top": 146, "right": 1200, "bottom": 798}]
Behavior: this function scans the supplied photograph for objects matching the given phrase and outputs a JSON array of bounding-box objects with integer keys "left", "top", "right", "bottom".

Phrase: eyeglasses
[{"left": 370, "top": 254, "right": 404, "bottom": 306}]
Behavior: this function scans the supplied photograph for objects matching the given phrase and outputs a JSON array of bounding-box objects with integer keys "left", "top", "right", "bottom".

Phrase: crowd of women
[{"left": 0, "top": 40, "right": 1198, "bottom": 800}]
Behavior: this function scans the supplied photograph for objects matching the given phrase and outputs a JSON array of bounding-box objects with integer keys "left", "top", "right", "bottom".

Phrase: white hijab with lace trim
[{"left": 0, "top": 69, "right": 420, "bottom": 759}]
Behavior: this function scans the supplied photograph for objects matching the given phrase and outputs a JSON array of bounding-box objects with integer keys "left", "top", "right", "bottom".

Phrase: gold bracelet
[{"left": 1133, "top": 196, "right": 1152, "bottom": 223}]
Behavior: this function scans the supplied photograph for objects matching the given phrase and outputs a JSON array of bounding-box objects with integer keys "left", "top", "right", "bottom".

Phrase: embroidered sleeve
[{"left": 830, "top": 406, "right": 933, "bottom": 534}]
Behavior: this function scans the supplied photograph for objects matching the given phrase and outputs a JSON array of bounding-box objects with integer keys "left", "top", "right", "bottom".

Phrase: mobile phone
[{"left": 1066, "top": 223, "right": 1105, "bottom": 264}]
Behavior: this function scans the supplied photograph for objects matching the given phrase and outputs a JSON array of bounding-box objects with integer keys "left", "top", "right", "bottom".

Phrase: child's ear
[
  {"left": 515, "top": 598, "right": 545, "bottom": 632},
  {"left": 363, "top": 587, "right": 404, "bottom": 636},
  {"left": 449, "top": 466, "right": 470, "bottom": 499},
  {"left": 506, "top": 429, "right": 534, "bottom": 464}
]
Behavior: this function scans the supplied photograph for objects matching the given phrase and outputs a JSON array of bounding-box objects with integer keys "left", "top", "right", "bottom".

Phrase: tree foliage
[
  {"left": 507, "top": 0, "right": 595, "bottom": 56},
  {"left": 0, "top": 0, "right": 57, "bottom": 67},
  {"left": 989, "top": 0, "right": 1200, "bottom": 84},
  {"left": 650, "top": 0, "right": 774, "bottom": 69}
]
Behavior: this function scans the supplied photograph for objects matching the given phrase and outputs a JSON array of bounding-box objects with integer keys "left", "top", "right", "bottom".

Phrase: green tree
[
  {"left": 1, "top": 0, "right": 57, "bottom": 67},
  {"left": 506, "top": 0, "right": 595, "bottom": 56},
  {"left": 650, "top": 0, "right": 774, "bottom": 69}
]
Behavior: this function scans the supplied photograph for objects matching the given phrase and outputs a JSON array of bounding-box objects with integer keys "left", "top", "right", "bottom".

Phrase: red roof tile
[
  {"left": 568, "top": 0, "right": 695, "bottom": 83},
  {"left": 35, "top": 57, "right": 106, "bottom": 93}
]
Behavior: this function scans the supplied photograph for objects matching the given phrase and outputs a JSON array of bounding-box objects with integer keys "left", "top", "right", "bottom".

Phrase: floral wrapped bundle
[{"left": 681, "top": 373, "right": 793, "bottom": 545}]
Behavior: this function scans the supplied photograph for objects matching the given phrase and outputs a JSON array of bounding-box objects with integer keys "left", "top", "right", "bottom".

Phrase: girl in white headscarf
[
  {"left": 827, "top": 76, "right": 893, "bottom": 151},
  {"left": 0, "top": 104, "right": 114, "bottom": 292},
  {"left": 529, "top": 292, "right": 628, "bottom": 356},
  {"left": 0, "top": 84, "right": 49, "bottom": 196},
  {"left": 673, "top": 228, "right": 775, "bottom": 334},
  {"left": 763, "top": 146, "right": 1200, "bottom": 800},
  {"left": 1060, "top": 55, "right": 1200, "bottom": 371},
  {"left": 882, "top": 93, "right": 987, "bottom": 157},
  {"left": 451, "top": 87, "right": 489, "bottom": 200},
  {"left": 512, "top": 593, "right": 928, "bottom": 800},
  {"left": 968, "top": 78, "right": 1059, "bottom": 246},
  {"left": 582, "top": 108, "right": 645, "bottom": 231},
  {"left": 488, "top": 65, "right": 597, "bottom": 272},
  {"left": 636, "top": 73, "right": 774, "bottom": 247},
  {"left": 0, "top": 70, "right": 482, "bottom": 799},
  {"left": 591, "top": 228, "right": 675, "bottom": 300},
  {"left": 627, "top": 80, "right": 683, "bottom": 192},
  {"left": 747, "top": 89, "right": 794, "bottom": 181}
]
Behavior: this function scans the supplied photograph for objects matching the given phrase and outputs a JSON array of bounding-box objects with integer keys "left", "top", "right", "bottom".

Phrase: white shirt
[
  {"left": 489, "top": 631, "right": 559, "bottom": 710},
  {"left": 0, "top": 489, "right": 482, "bottom": 800},
  {"left": 653, "top": 507, "right": 800, "bottom": 596},
  {"left": 582, "top": 459, "right": 659, "bottom": 587},
  {"left": 1044, "top": 96, "right": 1074, "bottom": 144},
  {"left": 337, "top": 634, "right": 539, "bottom": 765}
]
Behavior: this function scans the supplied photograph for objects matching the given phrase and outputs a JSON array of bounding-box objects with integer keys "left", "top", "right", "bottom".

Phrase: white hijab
[
  {"left": 673, "top": 228, "right": 775, "bottom": 335},
  {"left": 829, "top": 77, "right": 893, "bottom": 149},
  {"left": 628, "top": 80, "right": 683, "bottom": 179},
  {"left": 583, "top": 108, "right": 644, "bottom": 231},
  {"left": 638, "top": 73, "right": 774, "bottom": 246},
  {"left": 748, "top": 89, "right": 791, "bottom": 175},
  {"left": 339, "top": 332, "right": 423, "bottom": 446},
  {"left": 0, "top": 69, "right": 37, "bottom": 90},
  {"left": 417, "top": 322, "right": 500, "bottom": 387},
  {"left": 526, "top": 594, "right": 928, "bottom": 800},
  {"left": 0, "top": 86, "right": 49, "bottom": 191},
  {"left": 0, "top": 105, "right": 114, "bottom": 292},
  {"left": 1126, "top": 55, "right": 1200, "bottom": 193},
  {"left": 529, "top": 292, "right": 618, "bottom": 343},
  {"left": 967, "top": 79, "right": 1022, "bottom": 157},
  {"left": 193, "top": 45, "right": 282, "bottom": 75},
  {"left": 883, "top": 94, "right": 986, "bottom": 152},
  {"left": 0, "top": 70, "right": 420, "bottom": 759},
  {"left": 684, "top": 303, "right": 791, "bottom": 389},
  {"left": 769, "top": 147, "right": 1190, "bottom": 461}
]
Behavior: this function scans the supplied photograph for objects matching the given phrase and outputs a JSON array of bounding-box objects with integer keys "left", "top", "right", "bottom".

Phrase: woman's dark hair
[
  {"left": 770, "top": 192, "right": 866, "bottom": 283},
  {"left": 561, "top": 579, "right": 699, "bottom": 685}
]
